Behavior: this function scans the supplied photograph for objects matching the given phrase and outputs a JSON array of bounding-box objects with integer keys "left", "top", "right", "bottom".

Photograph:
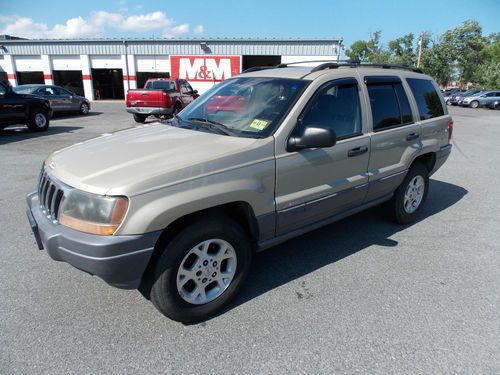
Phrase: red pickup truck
[{"left": 126, "top": 78, "right": 199, "bottom": 123}]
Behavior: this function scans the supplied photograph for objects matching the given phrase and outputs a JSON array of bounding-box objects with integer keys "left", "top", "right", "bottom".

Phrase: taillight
[{"left": 447, "top": 119, "right": 454, "bottom": 144}]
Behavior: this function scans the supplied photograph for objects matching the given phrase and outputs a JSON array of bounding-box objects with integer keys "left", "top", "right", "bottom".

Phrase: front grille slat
[{"left": 37, "top": 171, "right": 65, "bottom": 221}]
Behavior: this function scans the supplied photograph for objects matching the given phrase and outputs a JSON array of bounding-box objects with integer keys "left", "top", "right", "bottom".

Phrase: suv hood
[{"left": 46, "top": 124, "right": 269, "bottom": 196}]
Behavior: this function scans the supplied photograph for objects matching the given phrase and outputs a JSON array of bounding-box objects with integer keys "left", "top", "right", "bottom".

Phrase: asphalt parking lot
[{"left": 1, "top": 103, "right": 499, "bottom": 374}]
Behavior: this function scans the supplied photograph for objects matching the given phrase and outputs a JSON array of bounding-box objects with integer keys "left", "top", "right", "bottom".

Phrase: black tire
[
  {"left": 80, "top": 102, "right": 90, "bottom": 115},
  {"left": 149, "top": 216, "right": 252, "bottom": 323},
  {"left": 133, "top": 114, "right": 147, "bottom": 123},
  {"left": 173, "top": 103, "right": 182, "bottom": 116},
  {"left": 385, "top": 163, "right": 429, "bottom": 224},
  {"left": 470, "top": 100, "right": 479, "bottom": 109},
  {"left": 27, "top": 108, "right": 50, "bottom": 132}
]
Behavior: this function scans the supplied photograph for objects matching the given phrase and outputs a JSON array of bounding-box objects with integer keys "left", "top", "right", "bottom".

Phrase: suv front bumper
[{"left": 26, "top": 192, "right": 162, "bottom": 289}]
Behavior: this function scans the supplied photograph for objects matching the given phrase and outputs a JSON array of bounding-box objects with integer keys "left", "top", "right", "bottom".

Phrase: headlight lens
[{"left": 58, "top": 190, "right": 128, "bottom": 235}]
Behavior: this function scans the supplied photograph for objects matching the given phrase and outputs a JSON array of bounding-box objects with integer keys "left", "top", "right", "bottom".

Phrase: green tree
[
  {"left": 345, "top": 31, "right": 390, "bottom": 63},
  {"left": 474, "top": 61, "right": 500, "bottom": 88},
  {"left": 388, "top": 33, "right": 417, "bottom": 66},
  {"left": 441, "top": 20, "right": 486, "bottom": 84},
  {"left": 421, "top": 40, "right": 454, "bottom": 86}
]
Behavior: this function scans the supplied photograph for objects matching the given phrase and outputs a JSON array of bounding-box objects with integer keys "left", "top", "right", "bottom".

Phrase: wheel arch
[
  {"left": 410, "top": 152, "right": 436, "bottom": 173},
  {"left": 139, "top": 201, "right": 259, "bottom": 295}
]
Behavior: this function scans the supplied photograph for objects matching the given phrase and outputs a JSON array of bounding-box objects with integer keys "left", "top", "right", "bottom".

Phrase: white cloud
[
  {"left": 0, "top": 11, "right": 203, "bottom": 39},
  {"left": 120, "top": 11, "right": 172, "bottom": 32},
  {"left": 193, "top": 25, "right": 204, "bottom": 34}
]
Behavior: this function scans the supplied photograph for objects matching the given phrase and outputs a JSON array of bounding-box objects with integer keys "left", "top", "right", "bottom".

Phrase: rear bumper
[
  {"left": 126, "top": 106, "right": 173, "bottom": 115},
  {"left": 430, "top": 144, "right": 452, "bottom": 176},
  {"left": 26, "top": 191, "right": 162, "bottom": 289}
]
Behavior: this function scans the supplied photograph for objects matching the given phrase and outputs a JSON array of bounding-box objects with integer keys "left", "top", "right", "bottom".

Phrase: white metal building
[{"left": 0, "top": 36, "right": 342, "bottom": 100}]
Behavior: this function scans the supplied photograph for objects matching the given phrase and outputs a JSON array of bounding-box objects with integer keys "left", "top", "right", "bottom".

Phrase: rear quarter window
[{"left": 406, "top": 78, "right": 445, "bottom": 120}]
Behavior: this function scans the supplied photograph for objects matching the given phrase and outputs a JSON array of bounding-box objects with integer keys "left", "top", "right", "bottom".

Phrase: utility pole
[{"left": 417, "top": 33, "right": 424, "bottom": 68}]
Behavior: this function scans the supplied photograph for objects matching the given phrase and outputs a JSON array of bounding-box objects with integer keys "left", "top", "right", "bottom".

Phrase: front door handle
[
  {"left": 348, "top": 146, "right": 368, "bottom": 157},
  {"left": 406, "top": 132, "right": 420, "bottom": 141}
]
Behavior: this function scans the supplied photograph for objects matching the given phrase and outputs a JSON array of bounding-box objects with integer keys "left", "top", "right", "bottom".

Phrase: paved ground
[{"left": 1, "top": 103, "right": 499, "bottom": 374}]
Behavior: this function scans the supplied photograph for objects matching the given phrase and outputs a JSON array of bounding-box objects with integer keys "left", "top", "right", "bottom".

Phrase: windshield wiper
[{"left": 187, "top": 117, "right": 235, "bottom": 136}]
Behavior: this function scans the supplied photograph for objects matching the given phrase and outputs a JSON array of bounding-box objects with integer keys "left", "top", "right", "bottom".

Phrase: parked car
[
  {"left": 27, "top": 63, "right": 452, "bottom": 323},
  {"left": 448, "top": 89, "right": 480, "bottom": 106},
  {"left": 0, "top": 81, "right": 52, "bottom": 131},
  {"left": 459, "top": 90, "right": 500, "bottom": 108},
  {"left": 488, "top": 100, "right": 500, "bottom": 109},
  {"left": 126, "top": 78, "right": 199, "bottom": 123},
  {"left": 444, "top": 89, "right": 466, "bottom": 104},
  {"left": 13, "top": 84, "right": 90, "bottom": 115}
]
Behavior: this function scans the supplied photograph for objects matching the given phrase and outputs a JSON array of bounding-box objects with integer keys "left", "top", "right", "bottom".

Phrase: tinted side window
[
  {"left": 367, "top": 83, "right": 413, "bottom": 130},
  {"left": 406, "top": 78, "right": 445, "bottom": 120},
  {"left": 301, "top": 79, "right": 362, "bottom": 139}
]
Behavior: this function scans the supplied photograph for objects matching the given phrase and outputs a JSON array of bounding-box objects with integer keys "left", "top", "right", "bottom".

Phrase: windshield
[
  {"left": 13, "top": 85, "right": 39, "bottom": 94},
  {"left": 173, "top": 77, "right": 307, "bottom": 138}
]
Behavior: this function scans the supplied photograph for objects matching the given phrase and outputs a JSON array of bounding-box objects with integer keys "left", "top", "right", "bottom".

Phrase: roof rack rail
[
  {"left": 310, "top": 60, "right": 423, "bottom": 73},
  {"left": 242, "top": 66, "right": 277, "bottom": 73},
  {"left": 241, "top": 60, "right": 423, "bottom": 75}
]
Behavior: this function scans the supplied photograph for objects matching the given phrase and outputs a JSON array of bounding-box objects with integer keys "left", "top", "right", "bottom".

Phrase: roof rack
[
  {"left": 310, "top": 61, "right": 423, "bottom": 73},
  {"left": 242, "top": 59, "right": 423, "bottom": 74}
]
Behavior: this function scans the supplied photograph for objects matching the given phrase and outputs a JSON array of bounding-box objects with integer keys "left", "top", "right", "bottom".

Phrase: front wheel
[
  {"left": 149, "top": 216, "right": 252, "bottom": 323},
  {"left": 27, "top": 109, "right": 50, "bottom": 132},
  {"left": 385, "top": 163, "right": 429, "bottom": 224},
  {"left": 470, "top": 100, "right": 480, "bottom": 108},
  {"left": 80, "top": 102, "right": 90, "bottom": 115}
]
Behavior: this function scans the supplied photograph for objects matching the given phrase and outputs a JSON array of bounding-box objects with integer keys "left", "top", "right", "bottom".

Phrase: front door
[
  {"left": 275, "top": 78, "right": 370, "bottom": 235},
  {"left": 179, "top": 79, "right": 195, "bottom": 108}
]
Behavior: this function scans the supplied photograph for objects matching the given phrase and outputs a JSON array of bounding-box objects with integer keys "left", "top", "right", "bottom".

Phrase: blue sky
[{"left": 1, "top": 0, "right": 498, "bottom": 52}]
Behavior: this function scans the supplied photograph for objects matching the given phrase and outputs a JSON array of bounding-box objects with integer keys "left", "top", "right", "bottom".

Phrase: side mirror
[
  {"left": 192, "top": 90, "right": 198, "bottom": 95},
  {"left": 287, "top": 125, "right": 336, "bottom": 152}
]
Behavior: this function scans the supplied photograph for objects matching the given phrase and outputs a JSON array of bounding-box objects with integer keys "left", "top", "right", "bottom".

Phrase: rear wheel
[
  {"left": 385, "top": 163, "right": 429, "bottom": 224},
  {"left": 173, "top": 104, "right": 182, "bottom": 117},
  {"left": 27, "top": 108, "right": 50, "bottom": 132},
  {"left": 133, "top": 114, "right": 147, "bottom": 123},
  {"left": 149, "top": 216, "right": 252, "bottom": 323},
  {"left": 470, "top": 100, "right": 480, "bottom": 108}
]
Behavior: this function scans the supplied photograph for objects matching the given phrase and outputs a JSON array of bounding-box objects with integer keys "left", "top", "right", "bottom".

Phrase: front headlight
[{"left": 58, "top": 190, "right": 129, "bottom": 235}]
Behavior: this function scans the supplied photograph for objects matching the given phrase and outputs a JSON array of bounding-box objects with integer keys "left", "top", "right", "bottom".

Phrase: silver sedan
[{"left": 13, "top": 84, "right": 90, "bottom": 115}]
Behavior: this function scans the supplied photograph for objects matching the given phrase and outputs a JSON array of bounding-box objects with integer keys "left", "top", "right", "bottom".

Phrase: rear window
[
  {"left": 146, "top": 80, "right": 176, "bottom": 90},
  {"left": 406, "top": 78, "right": 445, "bottom": 120},
  {"left": 367, "top": 82, "right": 413, "bottom": 131}
]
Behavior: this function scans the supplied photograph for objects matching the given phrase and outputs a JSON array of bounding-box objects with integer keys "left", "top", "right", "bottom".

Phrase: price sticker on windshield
[{"left": 249, "top": 119, "right": 270, "bottom": 130}]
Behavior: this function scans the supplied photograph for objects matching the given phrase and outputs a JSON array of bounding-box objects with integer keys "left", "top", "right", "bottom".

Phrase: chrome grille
[{"left": 38, "top": 170, "right": 64, "bottom": 220}]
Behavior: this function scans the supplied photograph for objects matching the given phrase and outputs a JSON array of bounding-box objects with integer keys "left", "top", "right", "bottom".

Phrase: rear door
[
  {"left": 275, "top": 77, "right": 370, "bottom": 235},
  {"left": 405, "top": 77, "right": 451, "bottom": 153},
  {"left": 362, "top": 75, "right": 421, "bottom": 201}
]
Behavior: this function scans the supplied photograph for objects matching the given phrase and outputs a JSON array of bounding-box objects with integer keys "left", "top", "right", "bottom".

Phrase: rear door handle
[
  {"left": 406, "top": 132, "right": 420, "bottom": 141},
  {"left": 348, "top": 146, "right": 368, "bottom": 157}
]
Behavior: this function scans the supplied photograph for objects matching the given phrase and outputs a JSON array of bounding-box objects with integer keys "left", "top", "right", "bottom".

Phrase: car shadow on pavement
[
  {"left": 0, "top": 126, "right": 83, "bottom": 145},
  {"left": 218, "top": 179, "right": 468, "bottom": 322},
  {"left": 51, "top": 111, "right": 103, "bottom": 120}
]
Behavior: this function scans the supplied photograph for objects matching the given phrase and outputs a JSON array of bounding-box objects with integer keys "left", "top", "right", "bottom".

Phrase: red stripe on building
[
  {"left": 7, "top": 74, "right": 16, "bottom": 79},
  {"left": 82, "top": 75, "right": 91, "bottom": 80},
  {"left": 123, "top": 75, "right": 136, "bottom": 80},
  {"left": 44, "top": 74, "right": 53, "bottom": 79}
]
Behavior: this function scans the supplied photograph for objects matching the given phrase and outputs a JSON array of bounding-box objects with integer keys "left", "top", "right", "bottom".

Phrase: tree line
[{"left": 345, "top": 20, "right": 500, "bottom": 88}]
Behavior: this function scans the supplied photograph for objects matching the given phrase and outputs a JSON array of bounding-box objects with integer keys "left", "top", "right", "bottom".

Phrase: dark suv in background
[{"left": 0, "top": 81, "right": 52, "bottom": 132}]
